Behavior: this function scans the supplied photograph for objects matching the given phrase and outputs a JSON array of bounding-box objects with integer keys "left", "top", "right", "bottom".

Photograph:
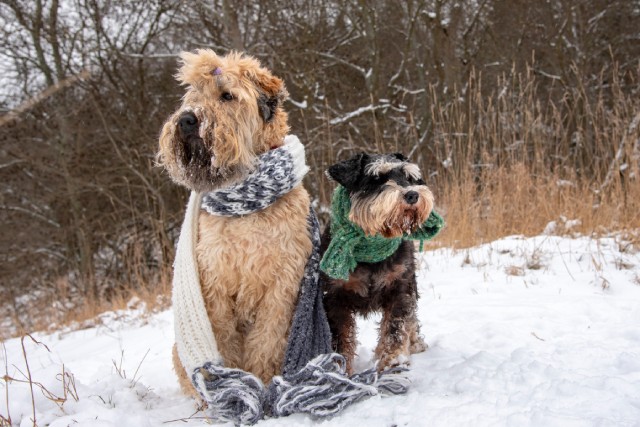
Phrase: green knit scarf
[{"left": 320, "top": 185, "right": 445, "bottom": 280}]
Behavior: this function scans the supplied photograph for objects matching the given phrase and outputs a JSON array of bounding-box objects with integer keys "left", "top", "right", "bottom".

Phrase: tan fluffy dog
[{"left": 157, "top": 50, "right": 312, "bottom": 393}]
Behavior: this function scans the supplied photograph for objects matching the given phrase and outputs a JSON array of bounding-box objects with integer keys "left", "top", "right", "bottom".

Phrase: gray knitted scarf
[
  {"left": 188, "top": 137, "right": 410, "bottom": 425},
  {"left": 201, "top": 139, "right": 306, "bottom": 216}
]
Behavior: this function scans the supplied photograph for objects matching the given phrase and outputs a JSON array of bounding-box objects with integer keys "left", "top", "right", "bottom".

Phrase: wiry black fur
[
  {"left": 321, "top": 153, "right": 428, "bottom": 374},
  {"left": 326, "top": 152, "right": 426, "bottom": 197}
]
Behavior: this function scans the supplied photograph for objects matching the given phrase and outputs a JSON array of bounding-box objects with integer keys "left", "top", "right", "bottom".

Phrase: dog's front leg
[
  {"left": 242, "top": 283, "right": 298, "bottom": 384},
  {"left": 200, "top": 279, "right": 244, "bottom": 369},
  {"left": 375, "top": 288, "right": 417, "bottom": 371}
]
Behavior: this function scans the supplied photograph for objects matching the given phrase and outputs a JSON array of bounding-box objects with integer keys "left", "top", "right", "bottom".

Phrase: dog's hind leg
[{"left": 172, "top": 344, "right": 199, "bottom": 398}]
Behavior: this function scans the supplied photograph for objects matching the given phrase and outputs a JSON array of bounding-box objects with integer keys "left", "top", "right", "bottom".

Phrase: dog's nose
[
  {"left": 404, "top": 191, "right": 419, "bottom": 205},
  {"left": 178, "top": 112, "right": 199, "bottom": 135}
]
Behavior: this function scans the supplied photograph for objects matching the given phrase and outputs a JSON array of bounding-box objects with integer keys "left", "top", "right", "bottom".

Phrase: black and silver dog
[{"left": 320, "top": 152, "right": 440, "bottom": 374}]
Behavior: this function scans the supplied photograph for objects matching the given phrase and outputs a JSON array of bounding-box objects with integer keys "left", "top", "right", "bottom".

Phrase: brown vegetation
[{"left": 0, "top": 0, "right": 638, "bottom": 338}]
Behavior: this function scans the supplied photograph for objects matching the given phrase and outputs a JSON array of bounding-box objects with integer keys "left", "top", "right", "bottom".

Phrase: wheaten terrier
[{"left": 158, "top": 50, "right": 312, "bottom": 392}]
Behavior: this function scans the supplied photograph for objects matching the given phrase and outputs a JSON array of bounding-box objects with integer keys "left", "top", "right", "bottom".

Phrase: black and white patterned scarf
[{"left": 201, "top": 135, "right": 309, "bottom": 216}]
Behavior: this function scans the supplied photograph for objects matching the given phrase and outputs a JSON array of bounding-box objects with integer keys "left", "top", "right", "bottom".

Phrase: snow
[
  {"left": 2, "top": 234, "right": 640, "bottom": 426},
  {"left": 329, "top": 104, "right": 389, "bottom": 125}
]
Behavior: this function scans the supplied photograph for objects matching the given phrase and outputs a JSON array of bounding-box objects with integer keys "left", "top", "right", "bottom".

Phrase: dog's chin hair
[
  {"left": 349, "top": 186, "right": 434, "bottom": 238},
  {"left": 166, "top": 129, "right": 258, "bottom": 193},
  {"left": 381, "top": 207, "right": 428, "bottom": 238},
  {"left": 175, "top": 162, "right": 253, "bottom": 193}
]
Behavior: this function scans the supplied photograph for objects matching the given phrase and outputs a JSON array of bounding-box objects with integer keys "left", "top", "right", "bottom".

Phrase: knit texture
[
  {"left": 320, "top": 185, "right": 445, "bottom": 280},
  {"left": 279, "top": 210, "right": 333, "bottom": 376},
  {"left": 173, "top": 191, "right": 222, "bottom": 373},
  {"left": 268, "top": 353, "right": 411, "bottom": 418},
  {"left": 202, "top": 134, "right": 309, "bottom": 216}
]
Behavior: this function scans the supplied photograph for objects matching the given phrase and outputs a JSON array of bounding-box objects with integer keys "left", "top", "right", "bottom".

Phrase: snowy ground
[{"left": 2, "top": 234, "right": 640, "bottom": 427}]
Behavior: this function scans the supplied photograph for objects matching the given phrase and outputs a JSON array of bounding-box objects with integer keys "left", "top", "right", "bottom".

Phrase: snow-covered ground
[{"left": 2, "top": 234, "right": 640, "bottom": 427}]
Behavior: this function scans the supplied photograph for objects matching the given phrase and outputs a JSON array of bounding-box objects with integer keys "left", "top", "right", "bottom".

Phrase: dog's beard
[
  {"left": 382, "top": 206, "right": 429, "bottom": 238},
  {"left": 167, "top": 135, "right": 254, "bottom": 193},
  {"left": 178, "top": 134, "right": 210, "bottom": 170},
  {"left": 164, "top": 108, "right": 259, "bottom": 193},
  {"left": 349, "top": 184, "right": 434, "bottom": 238}
]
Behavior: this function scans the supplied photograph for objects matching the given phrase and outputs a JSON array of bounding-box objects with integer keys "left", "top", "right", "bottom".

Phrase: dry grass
[
  {"left": 436, "top": 165, "right": 640, "bottom": 248},
  {"left": 423, "top": 64, "right": 640, "bottom": 248},
  {"left": 2, "top": 274, "right": 171, "bottom": 341},
  {"left": 1, "top": 335, "right": 79, "bottom": 426}
]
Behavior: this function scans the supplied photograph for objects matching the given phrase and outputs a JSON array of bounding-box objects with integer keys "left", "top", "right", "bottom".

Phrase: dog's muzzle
[{"left": 177, "top": 111, "right": 210, "bottom": 168}]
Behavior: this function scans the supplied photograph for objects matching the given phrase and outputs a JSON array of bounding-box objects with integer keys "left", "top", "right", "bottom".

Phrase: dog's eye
[{"left": 220, "top": 92, "right": 234, "bottom": 102}]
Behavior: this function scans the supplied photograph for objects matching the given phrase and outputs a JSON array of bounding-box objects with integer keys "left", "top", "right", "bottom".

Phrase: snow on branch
[
  {"left": 312, "top": 50, "right": 367, "bottom": 76},
  {"left": 329, "top": 104, "right": 389, "bottom": 126}
]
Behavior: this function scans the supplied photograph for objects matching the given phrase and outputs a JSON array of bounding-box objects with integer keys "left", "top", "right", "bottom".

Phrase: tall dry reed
[{"left": 404, "top": 64, "right": 640, "bottom": 247}]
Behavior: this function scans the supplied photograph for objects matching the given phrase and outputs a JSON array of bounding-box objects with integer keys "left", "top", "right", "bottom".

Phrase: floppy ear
[
  {"left": 257, "top": 93, "right": 280, "bottom": 123},
  {"left": 326, "top": 153, "right": 368, "bottom": 189},
  {"left": 391, "top": 152, "right": 408, "bottom": 162},
  {"left": 251, "top": 69, "right": 288, "bottom": 123}
]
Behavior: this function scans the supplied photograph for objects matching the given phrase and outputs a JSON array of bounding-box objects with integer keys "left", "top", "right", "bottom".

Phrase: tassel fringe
[
  {"left": 268, "top": 353, "right": 411, "bottom": 418},
  {"left": 192, "top": 362, "right": 266, "bottom": 425}
]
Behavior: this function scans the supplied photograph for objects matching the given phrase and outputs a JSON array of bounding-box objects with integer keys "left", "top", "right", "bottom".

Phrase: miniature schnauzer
[{"left": 321, "top": 152, "right": 440, "bottom": 374}]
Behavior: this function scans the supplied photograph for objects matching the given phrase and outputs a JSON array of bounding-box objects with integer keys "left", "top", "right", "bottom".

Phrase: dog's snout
[
  {"left": 178, "top": 112, "right": 199, "bottom": 135},
  {"left": 404, "top": 191, "right": 419, "bottom": 205}
]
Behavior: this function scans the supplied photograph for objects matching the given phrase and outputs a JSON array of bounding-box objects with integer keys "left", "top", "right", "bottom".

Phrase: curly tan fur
[
  {"left": 196, "top": 186, "right": 312, "bottom": 383},
  {"left": 159, "top": 50, "right": 311, "bottom": 390}
]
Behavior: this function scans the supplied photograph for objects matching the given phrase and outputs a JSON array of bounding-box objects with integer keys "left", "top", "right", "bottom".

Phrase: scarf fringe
[
  {"left": 192, "top": 362, "right": 266, "bottom": 425},
  {"left": 268, "top": 353, "right": 411, "bottom": 418}
]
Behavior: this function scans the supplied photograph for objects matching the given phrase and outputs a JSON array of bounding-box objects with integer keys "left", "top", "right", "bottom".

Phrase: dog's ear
[
  {"left": 391, "top": 152, "right": 408, "bottom": 162},
  {"left": 257, "top": 93, "right": 280, "bottom": 123},
  {"left": 250, "top": 69, "right": 288, "bottom": 123},
  {"left": 326, "top": 153, "right": 369, "bottom": 189}
]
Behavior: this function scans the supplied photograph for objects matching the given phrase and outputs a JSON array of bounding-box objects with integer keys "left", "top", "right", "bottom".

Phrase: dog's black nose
[
  {"left": 178, "top": 112, "right": 199, "bottom": 136},
  {"left": 404, "top": 191, "right": 419, "bottom": 205}
]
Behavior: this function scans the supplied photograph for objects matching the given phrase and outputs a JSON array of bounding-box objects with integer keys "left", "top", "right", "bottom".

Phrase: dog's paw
[
  {"left": 410, "top": 337, "right": 428, "bottom": 354},
  {"left": 377, "top": 352, "right": 411, "bottom": 372}
]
